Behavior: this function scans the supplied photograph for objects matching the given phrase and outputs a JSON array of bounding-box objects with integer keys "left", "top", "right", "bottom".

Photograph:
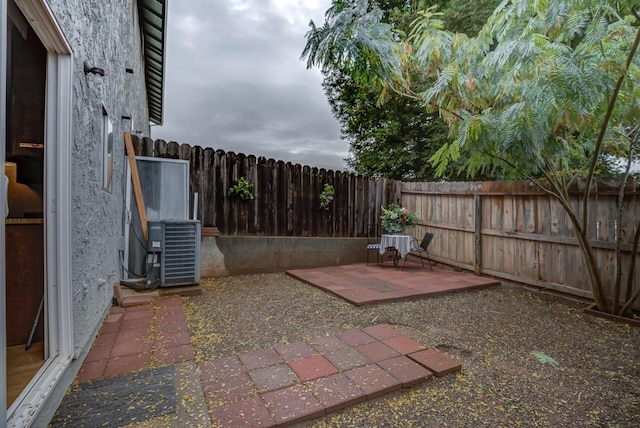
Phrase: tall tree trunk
[
  {"left": 530, "top": 175, "right": 608, "bottom": 311},
  {"left": 558, "top": 195, "right": 608, "bottom": 311},
  {"left": 614, "top": 129, "right": 639, "bottom": 314}
]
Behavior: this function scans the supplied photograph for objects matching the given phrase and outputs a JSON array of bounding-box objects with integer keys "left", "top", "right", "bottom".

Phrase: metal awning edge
[{"left": 139, "top": 0, "right": 167, "bottom": 125}]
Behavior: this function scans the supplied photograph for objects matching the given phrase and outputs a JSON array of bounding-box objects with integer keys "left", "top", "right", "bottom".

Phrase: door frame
[
  {"left": 4, "top": 1, "right": 74, "bottom": 425},
  {"left": 1, "top": 0, "right": 8, "bottom": 423}
]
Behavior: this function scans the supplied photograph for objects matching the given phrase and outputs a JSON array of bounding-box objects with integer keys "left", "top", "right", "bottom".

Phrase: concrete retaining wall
[{"left": 201, "top": 236, "right": 371, "bottom": 277}]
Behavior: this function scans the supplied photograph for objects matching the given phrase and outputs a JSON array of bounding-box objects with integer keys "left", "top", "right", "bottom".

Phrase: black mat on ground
[{"left": 50, "top": 366, "right": 176, "bottom": 427}]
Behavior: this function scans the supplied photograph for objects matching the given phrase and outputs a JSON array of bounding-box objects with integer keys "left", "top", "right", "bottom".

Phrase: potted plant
[
  {"left": 228, "top": 176, "right": 254, "bottom": 200},
  {"left": 381, "top": 203, "right": 418, "bottom": 234},
  {"left": 319, "top": 183, "right": 335, "bottom": 210}
]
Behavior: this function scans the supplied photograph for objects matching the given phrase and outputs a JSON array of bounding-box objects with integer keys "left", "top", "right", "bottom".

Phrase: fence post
[{"left": 474, "top": 194, "right": 483, "bottom": 275}]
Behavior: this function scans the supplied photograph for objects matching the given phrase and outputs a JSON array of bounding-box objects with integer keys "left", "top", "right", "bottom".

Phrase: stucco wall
[{"left": 47, "top": 0, "right": 150, "bottom": 355}]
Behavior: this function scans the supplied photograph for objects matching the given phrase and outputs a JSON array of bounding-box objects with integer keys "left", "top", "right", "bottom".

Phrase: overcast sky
[{"left": 153, "top": 0, "right": 347, "bottom": 171}]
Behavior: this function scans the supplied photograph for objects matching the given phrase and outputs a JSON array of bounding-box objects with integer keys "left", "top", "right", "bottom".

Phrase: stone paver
[
  {"left": 306, "top": 373, "right": 366, "bottom": 413},
  {"left": 408, "top": 348, "right": 463, "bottom": 377},
  {"left": 289, "top": 355, "right": 339, "bottom": 382},
  {"left": 344, "top": 364, "right": 402, "bottom": 399},
  {"left": 382, "top": 335, "right": 426, "bottom": 355},
  {"left": 324, "top": 346, "right": 370, "bottom": 371},
  {"left": 202, "top": 371, "right": 258, "bottom": 405},
  {"left": 249, "top": 363, "right": 300, "bottom": 392},
  {"left": 198, "top": 355, "right": 244, "bottom": 379},
  {"left": 274, "top": 341, "right": 318, "bottom": 362},
  {"left": 355, "top": 341, "right": 402, "bottom": 362},
  {"left": 209, "top": 394, "right": 274, "bottom": 427},
  {"left": 377, "top": 356, "right": 434, "bottom": 387},
  {"left": 337, "top": 329, "right": 377, "bottom": 346},
  {"left": 261, "top": 384, "right": 325, "bottom": 426},
  {"left": 239, "top": 348, "right": 284, "bottom": 370},
  {"left": 309, "top": 335, "right": 348, "bottom": 354}
]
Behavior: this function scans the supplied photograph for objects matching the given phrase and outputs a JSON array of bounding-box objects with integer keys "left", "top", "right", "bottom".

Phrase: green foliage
[
  {"left": 227, "top": 177, "right": 254, "bottom": 200},
  {"left": 404, "top": 0, "right": 640, "bottom": 180},
  {"left": 441, "top": 0, "right": 502, "bottom": 36},
  {"left": 328, "top": 70, "right": 458, "bottom": 180},
  {"left": 307, "top": 0, "right": 501, "bottom": 180},
  {"left": 301, "top": 0, "right": 403, "bottom": 85},
  {"left": 531, "top": 351, "right": 560, "bottom": 367},
  {"left": 319, "top": 183, "right": 335, "bottom": 210}
]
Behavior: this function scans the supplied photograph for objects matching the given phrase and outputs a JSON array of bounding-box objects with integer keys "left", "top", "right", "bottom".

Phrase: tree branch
[
  {"left": 613, "top": 128, "right": 637, "bottom": 314},
  {"left": 582, "top": 24, "right": 640, "bottom": 234}
]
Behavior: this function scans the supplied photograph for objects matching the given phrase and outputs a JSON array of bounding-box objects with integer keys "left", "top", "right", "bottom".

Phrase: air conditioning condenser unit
[{"left": 147, "top": 219, "right": 201, "bottom": 287}]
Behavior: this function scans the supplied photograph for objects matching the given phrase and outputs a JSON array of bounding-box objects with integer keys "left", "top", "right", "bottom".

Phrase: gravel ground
[{"left": 182, "top": 273, "right": 640, "bottom": 428}]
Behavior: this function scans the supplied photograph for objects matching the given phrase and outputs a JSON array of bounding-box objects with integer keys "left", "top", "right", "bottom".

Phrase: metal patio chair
[
  {"left": 403, "top": 232, "right": 434, "bottom": 271},
  {"left": 366, "top": 239, "right": 381, "bottom": 265},
  {"left": 367, "top": 225, "right": 381, "bottom": 265}
]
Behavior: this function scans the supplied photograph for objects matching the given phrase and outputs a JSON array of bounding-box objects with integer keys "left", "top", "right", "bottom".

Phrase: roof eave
[{"left": 139, "top": 0, "right": 167, "bottom": 126}]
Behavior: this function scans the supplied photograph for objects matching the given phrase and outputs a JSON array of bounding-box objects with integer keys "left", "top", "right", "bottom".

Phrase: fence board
[
  {"left": 267, "top": 158, "right": 276, "bottom": 234},
  {"left": 202, "top": 148, "right": 215, "bottom": 226},
  {"left": 256, "top": 157, "right": 267, "bottom": 234}
]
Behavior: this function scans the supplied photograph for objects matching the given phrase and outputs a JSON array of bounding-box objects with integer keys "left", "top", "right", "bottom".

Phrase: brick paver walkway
[
  {"left": 58, "top": 281, "right": 466, "bottom": 426},
  {"left": 201, "top": 324, "right": 462, "bottom": 427},
  {"left": 287, "top": 264, "right": 500, "bottom": 305},
  {"left": 76, "top": 295, "right": 194, "bottom": 383}
]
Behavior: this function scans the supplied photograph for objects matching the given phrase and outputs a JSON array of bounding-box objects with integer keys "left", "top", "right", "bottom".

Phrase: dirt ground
[{"left": 182, "top": 273, "right": 640, "bottom": 428}]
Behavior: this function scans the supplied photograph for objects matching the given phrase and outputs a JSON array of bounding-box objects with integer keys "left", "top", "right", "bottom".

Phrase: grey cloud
[{"left": 154, "top": 1, "right": 346, "bottom": 170}]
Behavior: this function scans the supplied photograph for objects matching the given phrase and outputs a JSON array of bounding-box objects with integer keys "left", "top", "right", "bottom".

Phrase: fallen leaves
[{"left": 180, "top": 274, "right": 640, "bottom": 427}]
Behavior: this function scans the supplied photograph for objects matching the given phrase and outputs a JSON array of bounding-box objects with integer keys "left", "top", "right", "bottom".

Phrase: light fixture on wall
[{"left": 84, "top": 61, "right": 105, "bottom": 77}]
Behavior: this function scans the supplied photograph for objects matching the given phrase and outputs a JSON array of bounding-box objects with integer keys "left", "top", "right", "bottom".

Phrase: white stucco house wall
[{"left": 0, "top": 0, "right": 167, "bottom": 426}]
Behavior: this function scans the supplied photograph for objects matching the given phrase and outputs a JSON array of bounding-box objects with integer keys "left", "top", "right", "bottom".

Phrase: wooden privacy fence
[
  {"left": 129, "top": 136, "right": 640, "bottom": 301},
  {"left": 401, "top": 181, "right": 640, "bottom": 301},
  {"left": 130, "top": 136, "right": 401, "bottom": 237}
]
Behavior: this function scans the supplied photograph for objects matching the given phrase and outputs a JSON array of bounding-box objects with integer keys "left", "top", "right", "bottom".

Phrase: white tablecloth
[{"left": 379, "top": 234, "right": 413, "bottom": 259}]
